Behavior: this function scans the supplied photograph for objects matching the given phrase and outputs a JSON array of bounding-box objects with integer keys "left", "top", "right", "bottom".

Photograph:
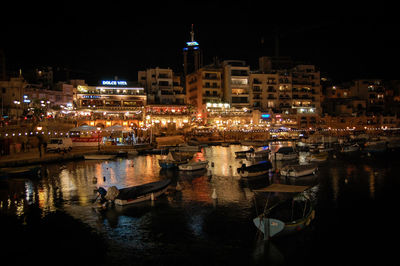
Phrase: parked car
[{"left": 46, "top": 138, "right": 73, "bottom": 152}]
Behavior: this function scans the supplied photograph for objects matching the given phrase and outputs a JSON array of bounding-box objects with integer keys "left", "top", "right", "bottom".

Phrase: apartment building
[
  {"left": 0, "top": 77, "right": 26, "bottom": 118},
  {"left": 138, "top": 67, "right": 185, "bottom": 105},
  {"left": 349, "top": 79, "right": 385, "bottom": 114},
  {"left": 291, "top": 65, "right": 321, "bottom": 115},
  {"left": 222, "top": 60, "right": 250, "bottom": 108},
  {"left": 186, "top": 64, "right": 223, "bottom": 119}
]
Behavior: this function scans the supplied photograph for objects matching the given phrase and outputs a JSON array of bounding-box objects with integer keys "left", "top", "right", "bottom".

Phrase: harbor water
[{"left": 1, "top": 144, "right": 399, "bottom": 266}]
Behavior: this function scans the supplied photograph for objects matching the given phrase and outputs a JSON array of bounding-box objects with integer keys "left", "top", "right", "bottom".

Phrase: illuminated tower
[{"left": 183, "top": 24, "right": 202, "bottom": 76}]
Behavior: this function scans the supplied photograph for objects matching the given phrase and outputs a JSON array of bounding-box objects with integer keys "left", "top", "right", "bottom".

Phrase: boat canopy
[{"left": 254, "top": 184, "right": 309, "bottom": 193}]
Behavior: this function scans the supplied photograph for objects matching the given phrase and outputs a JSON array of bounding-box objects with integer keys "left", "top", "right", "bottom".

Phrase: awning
[{"left": 253, "top": 184, "right": 309, "bottom": 193}]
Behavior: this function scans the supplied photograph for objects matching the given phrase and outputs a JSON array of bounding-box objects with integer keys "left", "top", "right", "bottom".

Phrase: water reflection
[{"left": 1, "top": 144, "right": 398, "bottom": 266}]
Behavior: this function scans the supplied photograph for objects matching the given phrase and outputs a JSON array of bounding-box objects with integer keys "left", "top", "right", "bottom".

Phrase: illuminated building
[
  {"left": 0, "top": 77, "right": 25, "bottom": 118},
  {"left": 291, "top": 64, "right": 321, "bottom": 115},
  {"left": 222, "top": 60, "right": 251, "bottom": 108},
  {"left": 186, "top": 63, "right": 223, "bottom": 119},
  {"left": 349, "top": 79, "right": 385, "bottom": 114},
  {"left": 145, "top": 104, "right": 191, "bottom": 129},
  {"left": 183, "top": 24, "right": 202, "bottom": 76},
  {"left": 138, "top": 67, "right": 185, "bottom": 105},
  {"left": 75, "top": 80, "right": 146, "bottom": 120}
]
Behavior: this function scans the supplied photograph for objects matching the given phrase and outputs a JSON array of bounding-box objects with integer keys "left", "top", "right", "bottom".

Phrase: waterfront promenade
[{"left": 0, "top": 145, "right": 146, "bottom": 168}]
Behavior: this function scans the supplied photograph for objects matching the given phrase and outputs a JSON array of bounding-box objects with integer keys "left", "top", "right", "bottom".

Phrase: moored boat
[
  {"left": 98, "top": 179, "right": 171, "bottom": 206},
  {"left": 0, "top": 165, "right": 42, "bottom": 179},
  {"left": 340, "top": 143, "right": 359, "bottom": 153},
  {"left": 237, "top": 160, "right": 273, "bottom": 179},
  {"left": 270, "top": 147, "right": 297, "bottom": 161},
  {"left": 280, "top": 164, "right": 318, "bottom": 177},
  {"left": 246, "top": 149, "right": 270, "bottom": 160},
  {"left": 253, "top": 184, "right": 316, "bottom": 240},
  {"left": 178, "top": 160, "right": 209, "bottom": 171},
  {"left": 308, "top": 152, "right": 328, "bottom": 162},
  {"left": 363, "top": 140, "right": 387, "bottom": 153},
  {"left": 158, "top": 152, "right": 188, "bottom": 169},
  {"left": 235, "top": 148, "right": 255, "bottom": 158}
]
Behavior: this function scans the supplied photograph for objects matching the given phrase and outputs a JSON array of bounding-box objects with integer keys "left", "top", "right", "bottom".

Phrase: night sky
[{"left": 2, "top": 4, "right": 399, "bottom": 84}]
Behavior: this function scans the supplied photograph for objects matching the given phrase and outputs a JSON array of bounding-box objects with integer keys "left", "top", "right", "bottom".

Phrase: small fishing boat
[
  {"left": 270, "top": 147, "right": 297, "bottom": 161},
  {"left": 235, "top": 148, "right": 255, "bottom": 158},
  {"left": 363, "top": 140, "right": 387, "bottom": 153},
  {"left": 84, "top": 154, "right": 116, "bottom": 160},
  {"left": 253, "top": 184, "right": 316, "bottom": 240},
  {"left": 98, "top": 179, "right": 171, "bottom": 206},
  {"left": 170, "top": 151, "right": 195, "bottom": 161},
  {"left": 237, "top": 160, "right": 273, "bottom": 179},
  {"left": 158, "top": 152, "right": 188, "bottom": 169},
  {"left": 246, "top": 149, "right": 270, "bottom": 160},
  {"left": 280, "top": 164, "right": 318, "bottom": 177},
  {"left": 308, "top": 152, "right": 328, "bottom": 162},
  {"left": 0, "top": 165, "right": 42, "bottom": 178},
  {"left": 179, "top": 160, "right": 209, "bottom": 171},
  {"left": 340, "top": 143, "right": 359, "bottom": 153}
]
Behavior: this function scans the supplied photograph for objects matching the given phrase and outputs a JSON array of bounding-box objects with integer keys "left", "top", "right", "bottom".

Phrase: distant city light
[{"left": 186, "top": 41, "right": 199, "bottom": 46}]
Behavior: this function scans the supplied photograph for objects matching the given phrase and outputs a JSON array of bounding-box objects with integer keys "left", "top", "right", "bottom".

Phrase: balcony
[{"left": 203, "top": 74, "right": 219, "bottom": 80}]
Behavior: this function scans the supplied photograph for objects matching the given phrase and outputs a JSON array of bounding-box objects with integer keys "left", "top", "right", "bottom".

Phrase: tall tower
[{"left": 183, "top": 24, "right": 202, "bottom": 77}]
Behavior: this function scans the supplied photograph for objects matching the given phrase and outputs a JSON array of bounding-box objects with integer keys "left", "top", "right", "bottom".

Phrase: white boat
[
  {"left": 97, "top": 179, "right": 171, "bottom": 206},
  {"left": 340, "top": 143, "right": 359, "bottom": 153},
  {"left": 246, "top": 149, "right": 270, "bottom": 160},
  {"left": 280, "top": 164, "right": 318, "bottom": 177},
  {"left": 237, "top": 161, "right": 273, "bottom": 179},
  {"left": 179, "top": 160, "right": 209, "bottom": 171},
  {"left": 308, "top": 152, "right": 328, "bottom": 162},
  {"left": 84, "top": 154, "right": 116, "bottom": 160},
  {"left": 270, "top": 147, "right": 297, "bottom": 161}
]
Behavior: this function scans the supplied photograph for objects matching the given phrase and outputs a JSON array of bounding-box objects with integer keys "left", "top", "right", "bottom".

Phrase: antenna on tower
[{"left": 190, "top": 24, "right": 194, "bottom": 42}]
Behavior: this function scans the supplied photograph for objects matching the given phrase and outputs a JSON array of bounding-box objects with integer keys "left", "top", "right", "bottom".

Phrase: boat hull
[
  {"left": 114, "top": 179, "right": 171, "bottom": 206},
  {"left": 239, "top": 169, "right": 270, "bottom": 178},
  {"left": 237, "top": 161, "right": 272, "bottom": 179},
  {"left": 253, "top": 210, "right": 315, "bottom": 237},
  {"left": 115, "top": 185, "right": 169, "bottom": 206},
  {"left": 178, "top": 161, "right": 209, "bottom": 171},
  {"left": 253, "top": 209, "right": 315, "bottom": 238},
  {"left": 158, "top": 159, "right": 187, "bottom": 169},
  {"left": 0, "top": 165, "right": 42, "bottom": 178},
  {"left": 270, "top": 153, "right": 297, "bottom": 161}
]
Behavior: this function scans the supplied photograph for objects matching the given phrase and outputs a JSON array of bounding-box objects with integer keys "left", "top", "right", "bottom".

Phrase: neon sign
[{"left": 101, "top": 80, "right": 128, "bottom": 86}]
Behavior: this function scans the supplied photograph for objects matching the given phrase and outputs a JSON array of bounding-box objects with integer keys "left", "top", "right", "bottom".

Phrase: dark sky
[{"left": 2, "top": 4, "right": 399, "bottom": 84}]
